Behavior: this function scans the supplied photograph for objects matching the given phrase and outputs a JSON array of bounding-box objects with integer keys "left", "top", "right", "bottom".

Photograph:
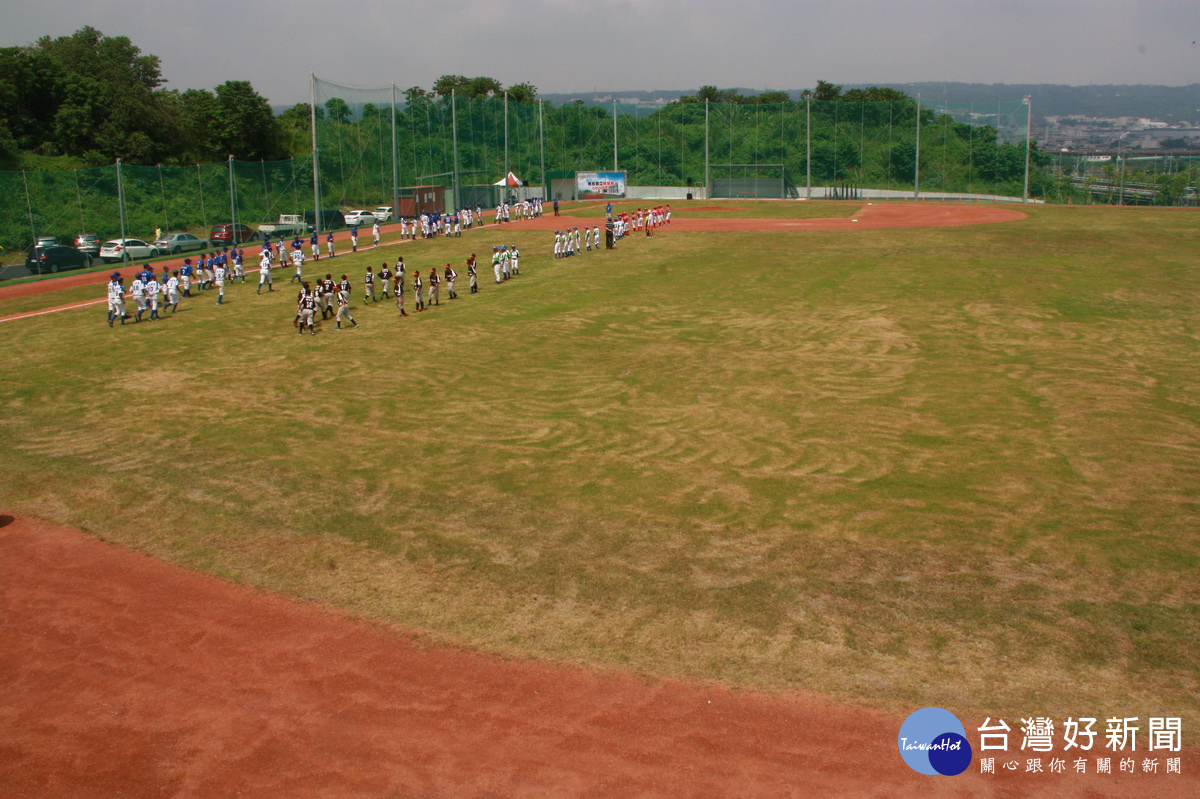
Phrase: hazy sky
[{"left": 4, "top": 0, "right": 1198, "bottom": 105}]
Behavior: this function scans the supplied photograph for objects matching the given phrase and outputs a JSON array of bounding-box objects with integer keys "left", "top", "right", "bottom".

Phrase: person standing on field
[
  {"left": 467, "top": 254, "right": 478, "bottom": 294},
  {"left": 428, "top": 265, "right": 440, "bottom": 307},
  {"left": 413, "top": 270, "right": 424, "bottom": 312},
  {"left": 372, "top": 219, "right": 380, "bottom": 248},
  {"left": 444, "top": 263, "right": 458, "bottom": 299},
  {"left": 379, "top": 263, "right": 392, "bottom": 299},
  {"left": 364, "top": 265, "right": 377, "bottom": 304}
]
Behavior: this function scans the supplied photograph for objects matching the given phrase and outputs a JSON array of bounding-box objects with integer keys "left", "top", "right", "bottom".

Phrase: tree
[
  {"left": 804, "top": 80, "right": 842, "bottom": 101},
  {"left": 506, "top": 82, "right": 538, "bottom": 104},
  {"left": 324, "top": 97, "right": 351, "bottom": 124},
  {"left": 754, "top": 90, "right": 791, "bottom": 105},
  {"left": 696, "top": 85, "right": 720, "bottom": 103},
  {"left": 432, "top": 74, "right": 469, "bottom": 97},
  {"left": 214, "top": 80, "right": 283, "bottom": 160},
  {"left": 467, "top": 76, "right": 502, "bottom": 99}
]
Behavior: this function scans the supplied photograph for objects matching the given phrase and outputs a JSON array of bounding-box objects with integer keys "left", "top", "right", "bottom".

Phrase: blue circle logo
[{"left": 898, "top": 707, "right": 973, "bottom": 776}]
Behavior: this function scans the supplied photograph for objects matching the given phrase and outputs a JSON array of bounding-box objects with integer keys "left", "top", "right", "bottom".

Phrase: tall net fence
[
  {"left": 24, "top": 78, "right": 1190, "bottom": 255},
  {"left": 0, "top": 157, "right": 312, "bottom": 257}
]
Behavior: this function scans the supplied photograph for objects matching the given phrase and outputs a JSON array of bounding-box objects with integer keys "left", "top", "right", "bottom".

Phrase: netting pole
[
  {"left": 613, "top": 100, "right": 619, "bottom": 171},
  {"left": 913, "top": 95, "right": 922, "bottom": 200},
  {"left": 503, "top": 91, "right": 509, "bottom": 190},
  {"left": 805, "top": 95, "right": 812, "bottom": 199},
  {"left": 391, "top": 83, "right": 398, "bottom": 215},
  {"left": 451, "top": 89, "right": 461, "bottom": 210},
  {"left": 311, "top": 73, "right": 321, "bottom": 233},
  {"left": 159, "top": 165, "right": 170, "bottom": 232},
  {"left": 22, "top": 170, "right": 36, "bottom": 248},
  {"left": 704, "top": 100, "right": 710, "bottom": 198},
  {"left": 538, "top": 99, "right": 546, "bottom": 198},
  {"left": 228, "top": 155, "right": 237, "bottom": 232},
  {"left": 260, "top": 158, "right": 269, "bottom": 217},
  {"left": 116, "top": 159, "right": 129, "bottom": 266},
  {"left": 196, "top": 164, "right": 207, "bottom": 231},
  {"left": 1022, "top": 95, "right": 1032, "bottom": 203},
  {"left": 74, "top": 169, "right": 85, "bottom": 233}
]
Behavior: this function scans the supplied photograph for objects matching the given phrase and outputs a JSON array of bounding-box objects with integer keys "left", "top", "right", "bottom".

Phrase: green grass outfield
[{"left": 1, "top": 203, "right": 1197, "bottom": 726}]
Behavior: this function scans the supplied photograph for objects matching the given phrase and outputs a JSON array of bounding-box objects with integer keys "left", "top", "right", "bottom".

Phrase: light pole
[{"left": 1116, "top": 131, "right": 1130, "bottom": 206}]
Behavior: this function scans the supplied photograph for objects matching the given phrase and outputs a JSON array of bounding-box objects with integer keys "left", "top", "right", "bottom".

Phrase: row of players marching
[
  {"left": 290, "top": 245, "right": 523, "bottom": 335},
  {"left": 553, "top": 226, "right": 602, "bottom": 258},
  {"left": 105, "top": 255, "right": 252, "bottom": 325}
]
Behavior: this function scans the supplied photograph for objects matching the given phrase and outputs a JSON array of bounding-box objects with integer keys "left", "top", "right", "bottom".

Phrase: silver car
[
  {"left": 153, "top": 232, "right": 208, "bottom": 254},
  {"left": 99, "top": 238, "right": 160, "bottom": 263}
]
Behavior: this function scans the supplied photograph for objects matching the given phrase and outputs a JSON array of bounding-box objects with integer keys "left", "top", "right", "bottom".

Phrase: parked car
[
  {"left": 153, "top": 232, "right": 208, "bottom": 254},
  {"left": 99, "top": 238, "right": 160, "bottom": 263},
  {"left": 35, "top": 235, "right": 59, "bottom": 249},
  {"left": 304, "top": 209, "right": 346, "bottom": 231},
  {"left": 209, "top": 223, "right": 258, "bottom": 246},
  {"left": 373, "top": 206, "right": 394, "bottom": 223},
  {"left": 26, "top": 245, "right": 91, "bottom": 274},
  {"left": 344, "top": 210, "right": 377, "bottom": 226},
  {"left": 74, "top": 233, "right": 101, "bottom": 256}
]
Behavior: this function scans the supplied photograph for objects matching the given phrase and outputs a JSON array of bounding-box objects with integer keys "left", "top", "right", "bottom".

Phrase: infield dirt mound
[{"left": 3, "top": 515, "right": 1195, "bottom": 797}]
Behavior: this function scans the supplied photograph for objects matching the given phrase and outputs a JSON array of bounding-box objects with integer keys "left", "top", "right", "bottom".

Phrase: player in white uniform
[
  {"left": 492, "top": 247, "right": 502, "bottom": 283},
  {"left": 130, "top": 275, "right": 148, "bottom": 322},
  {"left": 444, "top": 263, "right": 457, "bottom": 299},
  {"left": 509, "top": 244, "right": 520, "bottom": 275},
  {"left": 372, "top": 221, "right": 380, "bottom": 248},
  {"left": 106, "top": 275, "right": 127, "bottom": 326},
  {"left": 213, "top": 264, "right": 226, "bottom": 305},
  {"left": 142, "top": 275, "right": 160, "bottom": 319},
  {"left": 258, "top": 249, "right": 274, "bottom": 293},
  {"left": 553, "top": 231, "right": 562, "bottom": 260},
  {"left": 291, "top": 245, "right": 304, "bottom": 283},
  {"left": 166, "top": 271, "right": 181, "bottom": 313}
]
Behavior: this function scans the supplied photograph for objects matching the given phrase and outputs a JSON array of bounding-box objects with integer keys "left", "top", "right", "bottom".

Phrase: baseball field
[{"left": 1, "top": 200, "right": 1197, "bottom": 795}]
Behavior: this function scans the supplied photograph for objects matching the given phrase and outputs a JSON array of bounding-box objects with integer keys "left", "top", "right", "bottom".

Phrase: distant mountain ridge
[{"left": 535, "top": 84, "right": 1200, "bottom": 124}]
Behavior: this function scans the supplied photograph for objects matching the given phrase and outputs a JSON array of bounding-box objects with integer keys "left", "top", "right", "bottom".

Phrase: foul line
[{"left": 0, "top": 298, "right": 108, "bottom": 324}]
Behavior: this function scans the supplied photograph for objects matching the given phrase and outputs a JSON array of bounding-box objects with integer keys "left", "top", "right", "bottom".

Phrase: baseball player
[
  {"left": 180, "top": 258, "right": 194, "bottom": 296},
  {"left": 296, "top": 282, "right": 317, "bottom": 335},
  {"left": 428, "top": 265, "right": 440, "bottom": 307},
  {"left": 394, "top": 270, "right": 407, "bottom": 316},
  {"left": 166, "top": 271, "right": 181, "bottom": 313},
  {"left": 379, "top": 263, "right": 392, "bottom": 299},
  {"left": 364, "top": 266, "right": 377, "bottom": 303},
  {"left": 350, "top": 224, "right": 359, "bottom": 252},
  {"left": 310, "top": 231, "right": 320, "bottom": 261},
  {"left": 106, "top": 274, "right": 127, "bottom": 326},
  {"left": 413, "top": 270, "right": 424, "bottom": 312},
  {"left": 130, "top": 273, "right": 148, "bottom": 322},
  {"left": 326, "top": 230, "right": 336, "bottom": 258},
  {"left": 144, "top": 273, "right": 162, "bottom": 319},
  {"left": 335, "top": 280, "right": 358, "bottom": 330},
  {"left": 510, "top": 244, "right": 520, "bottom": 276},
  {"left": 319, "top": 274, "right": 336, "bottom": 319},
  {"left": 492, "top": 246, "right": 502, "bottom": 283},
  {"left": 467, "top": 254, "right": 478, "bottom": 294},
  {"left": 444, "top": 263, "right": 458, "bottom": 299},
  {"left": 372, "top": 220, "right": 380, "bottom": 248},
  {"left": 258, "top": 249, "right": 274, "bottom": 293},
  {"left": 213, "top": 262, "right": 226, "bottom": 305}
]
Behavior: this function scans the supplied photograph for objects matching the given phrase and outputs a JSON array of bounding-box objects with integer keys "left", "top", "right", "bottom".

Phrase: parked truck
[{"left": 257, "top": 215, "right": 312, "bottom": 238}]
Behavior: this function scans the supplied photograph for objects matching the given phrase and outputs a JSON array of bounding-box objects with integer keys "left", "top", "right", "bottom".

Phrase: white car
[
  {"left": 344, "top": 210, "right": 378, "bottom": 226},
  {"left": 99, "top": 238, "right": 160, "bottom": 263},
  {"left": 373, "top": 206, "right": 394, "bottom": 223}
]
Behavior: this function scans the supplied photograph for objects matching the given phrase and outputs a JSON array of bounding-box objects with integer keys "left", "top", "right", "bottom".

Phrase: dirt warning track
[{"left": 3, "top": 515, "right": 1196, "bottom": 798}]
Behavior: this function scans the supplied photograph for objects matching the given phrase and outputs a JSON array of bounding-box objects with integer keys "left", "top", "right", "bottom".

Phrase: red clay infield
[{"left": 4, "top": 514, "right": 1196, "bottom": 797}]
